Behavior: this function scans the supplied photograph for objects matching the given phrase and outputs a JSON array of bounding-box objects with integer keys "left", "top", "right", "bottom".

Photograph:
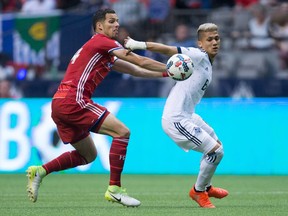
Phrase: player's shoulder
[
  {"left": 92, "top": 33, "right": 120, "bottom": 44},
  {"left": 179, "top": 47, "right": 208, "bottom": 63},
  {"left": 91, "top": 34, "right": 109, "bottom": 42},
  {"left": 89, "top": 34, "right": 123, "bottom": 51},
  {"left": 180, "top": 47, "right": 206, "bottom": 56}
]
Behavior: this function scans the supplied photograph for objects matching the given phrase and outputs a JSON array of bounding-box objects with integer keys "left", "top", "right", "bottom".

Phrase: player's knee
[
  {"left": 209, "top": 129, "right": 218, "bottom": 141},
  {"left": 205, "top": 145, "right": 224, "bottom": 165},
  {"left": 85, "top": 151, "right": 97, "bottom": 163},
  {"left": 117, "top": 126, "right": 130, "bottom": 138},
  {"left": 80, "top": 146, "right": 97, "bottom": 164}
]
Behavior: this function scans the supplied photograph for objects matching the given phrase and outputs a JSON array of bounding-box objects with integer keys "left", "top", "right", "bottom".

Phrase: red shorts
[{"left": 51, "top": 98, "right": 110, "bottom": 144}]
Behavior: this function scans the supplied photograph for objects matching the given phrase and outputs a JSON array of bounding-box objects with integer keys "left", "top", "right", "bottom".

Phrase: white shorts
[{"left": 162, "top": 113, "right": 219, "bottom": 154}]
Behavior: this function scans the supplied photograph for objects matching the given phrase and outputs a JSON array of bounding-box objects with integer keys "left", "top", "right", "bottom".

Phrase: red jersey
[
  {"left": 53, "top": 33, "right": 123, "bottom": 101},
  {"left": 51, "top": 34, "right": 121, "bottom": 143}
]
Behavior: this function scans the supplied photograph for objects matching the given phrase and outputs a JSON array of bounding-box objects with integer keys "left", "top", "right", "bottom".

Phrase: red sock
[
  {"left": 42, "top": 150, "right": 87, "bottom": 175},
  {"left": 109, "top": 137, "right": 129, "bottom": 186}
]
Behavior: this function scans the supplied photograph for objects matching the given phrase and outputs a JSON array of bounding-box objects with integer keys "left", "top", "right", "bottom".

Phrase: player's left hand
[{"left": 124, "top": 37, "right": 147, "bottom": 51}]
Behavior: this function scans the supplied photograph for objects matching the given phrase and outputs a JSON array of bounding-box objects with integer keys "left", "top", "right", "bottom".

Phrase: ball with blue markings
[{"left": 166, "top": 54, "right": 194, "bottom": 81}]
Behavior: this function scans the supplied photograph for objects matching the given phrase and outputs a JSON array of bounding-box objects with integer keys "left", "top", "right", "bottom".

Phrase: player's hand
[{"left": 124, "top": 37, "right": 147, "bottom": 51}]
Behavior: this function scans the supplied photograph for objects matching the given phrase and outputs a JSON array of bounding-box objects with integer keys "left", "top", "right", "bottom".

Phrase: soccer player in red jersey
[{"left": 26, "top": 8, "right": 168, "bottom": 207}]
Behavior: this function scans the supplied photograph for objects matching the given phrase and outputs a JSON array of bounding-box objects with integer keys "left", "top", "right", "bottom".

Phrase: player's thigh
[
  {"left": 191, "top": 113, "right": 218, "bottom": 141},
  {"left": 97, "top": 112, "right": 130, "bottom": 137},
  {"left": 162, "top": 118, "right": 217, "bottom": 154},
  {"left": 71, "top": 135, "right": 97, "bottom": 163},
  {"left": 180, "top": 118, "right": 218, "bottom": 154}
]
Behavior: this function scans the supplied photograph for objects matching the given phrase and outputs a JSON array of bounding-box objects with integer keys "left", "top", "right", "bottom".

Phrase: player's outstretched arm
[
  {"left": 112, "top": 58, "right": 168, "bottom": 78},
  {"left": 125, "top": 37, "right": 178, "bottom": 56},
  {"left": 113, "top": 48, "right": 166, "bottom": 72}
]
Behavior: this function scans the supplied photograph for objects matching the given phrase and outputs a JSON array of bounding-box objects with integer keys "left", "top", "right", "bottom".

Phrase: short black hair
[{"left": 92, "top": 8, "right": 116, "bottom": 32}]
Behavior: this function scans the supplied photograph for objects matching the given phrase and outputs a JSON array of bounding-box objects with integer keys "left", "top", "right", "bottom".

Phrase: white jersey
[{"left": 162, "top": 47, "right": 213, "bottom": 122}]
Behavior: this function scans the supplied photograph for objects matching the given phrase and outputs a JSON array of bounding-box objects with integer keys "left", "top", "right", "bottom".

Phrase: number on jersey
[{"left": 71, "top": 48, "right": 83, "bottom": 64}]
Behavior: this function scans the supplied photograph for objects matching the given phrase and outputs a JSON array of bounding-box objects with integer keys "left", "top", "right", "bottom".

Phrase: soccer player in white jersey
[{"left": 125, "top": 23, "right": 228, "bottom": 208}]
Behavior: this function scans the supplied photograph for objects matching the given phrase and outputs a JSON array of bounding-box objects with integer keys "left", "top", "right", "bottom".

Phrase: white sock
[
  {"left": 195, "top": 157, "right": 217, "bottom": 191},
  {"left": 195, "top": 146, "right": 224, "bottom": 191}
]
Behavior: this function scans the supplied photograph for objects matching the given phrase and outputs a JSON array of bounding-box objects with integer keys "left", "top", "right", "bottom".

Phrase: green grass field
[{"left": 1, "top": 174, "right": 288, "bottom": 216}]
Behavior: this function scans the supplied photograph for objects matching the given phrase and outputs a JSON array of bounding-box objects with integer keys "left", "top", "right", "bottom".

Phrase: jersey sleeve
[{"left": 101, "top": 36, "right": 124, "bottom": 54}]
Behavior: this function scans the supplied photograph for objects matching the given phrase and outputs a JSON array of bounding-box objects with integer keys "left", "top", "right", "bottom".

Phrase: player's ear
[
  {"left": 96, "top": 22, "right": 103, "bottom": 31},
  {"left": 197, "top": 41, "right": 202, "bottom": 48}
]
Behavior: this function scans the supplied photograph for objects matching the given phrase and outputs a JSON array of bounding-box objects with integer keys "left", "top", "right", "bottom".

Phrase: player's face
[
  {"left": 198, "top": 31, "right": 220, "bottom": 59},
  {"left": 98, "top": 13, "right": 119, "bottom": 39}
]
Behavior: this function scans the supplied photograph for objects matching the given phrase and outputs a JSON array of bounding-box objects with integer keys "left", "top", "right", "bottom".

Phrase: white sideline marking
[{"left": 233, "top": 191, "right": 288, "bottom": 195}]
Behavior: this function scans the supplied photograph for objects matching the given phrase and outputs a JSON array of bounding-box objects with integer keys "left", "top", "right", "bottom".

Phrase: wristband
[
  {"left": 125, "top": 38, "right": 147, "bottom": 50},
  {"left": 162, "top": 71, "right": 169, "bottom": 77}
]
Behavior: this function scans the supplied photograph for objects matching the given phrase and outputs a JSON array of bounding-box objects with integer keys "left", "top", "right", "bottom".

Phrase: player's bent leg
[
  {"left": 105, "top": 185, "right": 141, "bottom": 207},
  {"left": 26, "top": 166, "right": 46, "bottom": 202},
  {"left": 195, "top": 144, "right": 224, "bottom": 190},
  {"left": 202, "top": 145, "right": 228, "bottom": 199},
  {"left": 71, "top": 135, "right": 97, "bottom": 164},
  {"left": 191, "top": 145, "right": 225, "bottom": 207},
  {"left": 97, "top": 113, "right": 141, "bottom": 207}
]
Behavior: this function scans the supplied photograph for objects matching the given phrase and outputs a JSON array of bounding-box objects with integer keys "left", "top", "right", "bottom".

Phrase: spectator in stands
[
  {"left": 21, "top": 0, "right": 57, "bottom": 13},
  {"left": 235, "top": 0, "right": 258, "bottom": 8},
  {"left": 260, "top": 0, "right": 278, "bottom": 7},
  {"left": 231, "top": 3, "right": 279, "bottom": 77},
  {"left": 148, "top": 0, "right": 171, "bottom": 23},
  {"left": 55, "top": 0, "right": 81, "bottom": 10},
  {"left": 141, "top": 0, "right": 172, "bottom": 38},
  {"left": 247, "top": 3, "right": 274, "bottom": 50},
  {"left": 246, "top": 3, "right": 279, "bottom": 76},
  {"left": 211, "top": 0, "right": 235, "bottom": 8},
  {"left": 0, "top": 0, "right": 22, "bottom": 12},
  {"left": 0, "top": 79, "right": 13, "bottom": 98},
  {"left": 107, "top": 0, "right": 148, "bottom": 40},
  {"left": 173, "top": 0, "right": 202, "bottom": 9},
  {"left": 231, "top": 1, "right": 273, "bottom": 48},
  {"left": 79, "top": 0, "right": 108, "bottom": 12},
  {"left": 0, "top": 79, "right": 22, "bottom": 98},
  {"left": 0, "top": 52, "right": 23, "bottom": 98},
  {"left": 169, "top": 23, "right": 196, "bottom": 47},
  {"left": 0, "top": 52, "right": 15, "bottom": 80},
  {"left": 109, "top": 0, "right": 148, "bottom": 26},
  {"left": 231, "top": 1, "right": 253, "bottom": 49},
  {"left": 270, "top": 2, "right": 288, "bottom": 70}
]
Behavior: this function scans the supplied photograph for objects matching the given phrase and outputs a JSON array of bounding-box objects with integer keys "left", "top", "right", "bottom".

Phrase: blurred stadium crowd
[{"left": 0, "top": 0, "right": 288, "bottom": 98}]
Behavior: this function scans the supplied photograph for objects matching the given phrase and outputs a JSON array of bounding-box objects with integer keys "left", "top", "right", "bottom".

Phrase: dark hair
[{"left": 92, "top": 8, "right": 116, "bottom": 32}]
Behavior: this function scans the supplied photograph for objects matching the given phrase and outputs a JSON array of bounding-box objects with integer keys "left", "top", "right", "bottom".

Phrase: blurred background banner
[
  {"left": 14, "top": 13, "right": 60, "bottom": 68},
  {"left": 0, "top": 98, "right": 287, "bottom": 175},
  {"left": 0, "top": 13, "right": 14, "bottom": 57},
  {"left": 1, "top": 2, "right": 288, "bottom": 98}
]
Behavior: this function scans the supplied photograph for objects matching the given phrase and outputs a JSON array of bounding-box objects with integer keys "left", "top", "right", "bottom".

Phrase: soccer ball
[{"left": 166, "top": 54, "right": 194, "bottom": 81}]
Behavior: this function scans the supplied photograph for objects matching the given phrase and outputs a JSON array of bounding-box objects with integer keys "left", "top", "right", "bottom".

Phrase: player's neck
[{"left": 208, "top": 56, "right": 214, "bottom": 65}]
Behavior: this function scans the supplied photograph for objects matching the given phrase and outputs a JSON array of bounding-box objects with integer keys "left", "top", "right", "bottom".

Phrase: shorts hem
[{"left": 90, "top": 110, "right": 110, "bottom": 133}]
